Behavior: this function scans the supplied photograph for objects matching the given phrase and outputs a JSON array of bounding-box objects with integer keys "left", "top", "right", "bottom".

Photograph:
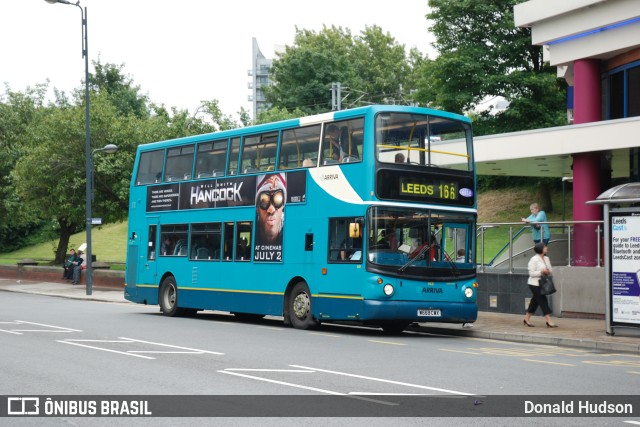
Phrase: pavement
[{"left": 1, "top": 278, "right": 639, "bottom": 354}]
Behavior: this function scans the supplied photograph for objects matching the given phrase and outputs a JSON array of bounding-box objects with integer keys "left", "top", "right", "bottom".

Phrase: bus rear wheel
[
  {"left": 159, "top": 276, "right": 181, "bottom": 317},
  {"left": 289, "top": 282, "right": 316, "bottom": 330}
]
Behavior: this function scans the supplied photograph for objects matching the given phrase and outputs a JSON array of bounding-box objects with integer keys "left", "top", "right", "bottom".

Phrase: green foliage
[
  {"left": 0, "top": 85, "right": 49, "bottom": 233},
  {"left": 90, "top": 61, "right": 149, "bottom": 119},
  {"left": 265, "top": 25, "right": 417, "bottom": 114},
  {"left": 417, "top": 0, "right": 567, "bottom": 134},
  {"left": 255, "top": 106, "right": 307, "bottom": 125}
]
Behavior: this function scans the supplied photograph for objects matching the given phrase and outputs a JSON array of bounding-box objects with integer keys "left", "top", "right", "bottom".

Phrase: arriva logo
[{"left": 417, "top": 285, "right": 443, "bottom": 294}]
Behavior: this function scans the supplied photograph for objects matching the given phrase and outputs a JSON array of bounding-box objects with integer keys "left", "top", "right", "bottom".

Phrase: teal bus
[{"left": 124, "top": 105, "right": 478, "bottom": 333}]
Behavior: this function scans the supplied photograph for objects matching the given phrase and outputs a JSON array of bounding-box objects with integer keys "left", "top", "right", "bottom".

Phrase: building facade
[
  {"left": 509, "top": 0, "right": 640, "bottom": 266},
  {"left": 248, "top": 38, "right": 272, "bottom": 120}
]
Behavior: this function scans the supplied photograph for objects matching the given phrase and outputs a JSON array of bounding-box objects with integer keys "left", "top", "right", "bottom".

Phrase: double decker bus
[{"left": 125, "top": 105, "right": 478, "bottom": 333}]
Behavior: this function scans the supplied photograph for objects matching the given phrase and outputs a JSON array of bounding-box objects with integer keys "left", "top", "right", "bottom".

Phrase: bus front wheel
[
  {"left": 159, "top": 276, "right": 181, "bottom": 317},
  {"left": 289, "top": 282, "right": 316, "bottom": 330}
]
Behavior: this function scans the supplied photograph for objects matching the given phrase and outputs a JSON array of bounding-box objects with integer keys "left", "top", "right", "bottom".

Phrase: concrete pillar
[
  {"left": 572, "top": 59, "right": 602, "bottom": 266},
  {"left": 572, "top": 152, "right": 602, "bottom": 266}
]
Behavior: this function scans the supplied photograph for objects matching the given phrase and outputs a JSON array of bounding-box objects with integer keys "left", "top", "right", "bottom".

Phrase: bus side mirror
[{"left": 305, "top": 233, "right": 314, "bottom": 251}]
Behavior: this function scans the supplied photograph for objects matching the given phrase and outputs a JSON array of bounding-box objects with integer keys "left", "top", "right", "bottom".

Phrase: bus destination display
[
  {"left": 400, "top": 178, "right": 458, "bottom": 201},
  {"left": 376, "top": 169, "right": 474, "bottom": 207}
]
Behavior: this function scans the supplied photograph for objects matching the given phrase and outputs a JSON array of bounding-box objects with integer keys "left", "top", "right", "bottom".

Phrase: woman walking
[{"left": 523, "top": 242, "right": 558, "bottom": 328}]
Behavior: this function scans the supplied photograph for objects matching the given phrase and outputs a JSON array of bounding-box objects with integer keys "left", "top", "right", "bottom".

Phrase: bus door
[
  {"left": 139, "top": 218, "right": 159, "bottom": 286},
  {"left": 126, "top": 229, "right": 140, "bottom": 293}
]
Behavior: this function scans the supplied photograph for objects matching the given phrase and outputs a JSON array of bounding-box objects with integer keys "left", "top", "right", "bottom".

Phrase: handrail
[{"left": 477, "top": 220, "right": 604, "bottom": 273}]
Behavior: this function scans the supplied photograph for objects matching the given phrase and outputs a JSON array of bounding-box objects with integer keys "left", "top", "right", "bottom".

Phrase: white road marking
[
  {"left": 218, "top": 370, "right": 397, "bottom": 406},
  {"left": 349, "top": 392, "right": 432, "bottom": 396},
  {"left": 57, "top": 337, "right": 224, "bottom": 359},
  {"left": 223, "top": 369, "right": 315, "bottom": 373},
  {"left": 118, "top": 337, "right": 224, "bottom": 355},
  {"left": 15, "top": 320, "right": 82, "bottom": 332},
  {"left": 0, "top": 320, "right": 80, "bottom": 334},
  {"left": 290, "top": 365, "right": 473, "bottom": 396},
  {"left": 218, "top": 370, "right": 344, "bottom": 395},
  {"left": 58, "top": 340, "right": 155, "bottom": 359}
]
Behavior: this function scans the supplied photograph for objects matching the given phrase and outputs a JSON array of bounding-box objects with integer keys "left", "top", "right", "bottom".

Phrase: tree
[
  {"left": 9, "top": 61, "right": 163, "bottom": 263},
  {"left": 0, "top": 84, "right": 51, "bottom": 251},
  {"left": 90, "top": 61, "right": 149, "bottom": 119},
  {"left": 265, "top": 25, "right": 416, "bottom": 115},
  {"left": 255, "top": 106, "right": 306, "bottom": 125},
  {"left": 415, "top": 0, "right": 567, "bottom": 135}
]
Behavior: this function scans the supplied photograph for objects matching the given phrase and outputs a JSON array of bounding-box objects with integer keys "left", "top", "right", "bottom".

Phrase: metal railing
[{"left": 477, "top": 220, "right": 604, "bottom": 273}]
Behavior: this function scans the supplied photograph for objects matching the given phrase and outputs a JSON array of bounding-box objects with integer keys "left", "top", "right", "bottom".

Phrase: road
[{"left": 1, "top": 292, "right": 639, "bottom": 426}]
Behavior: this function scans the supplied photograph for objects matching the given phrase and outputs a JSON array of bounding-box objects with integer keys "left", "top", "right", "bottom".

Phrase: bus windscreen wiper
[{"left": 398, "top": 244, "right": 431, "bottom": 272}]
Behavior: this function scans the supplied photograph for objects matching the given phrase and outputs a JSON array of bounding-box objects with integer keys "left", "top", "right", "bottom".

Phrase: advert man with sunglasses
[{"left": 255, "top": 174, "right": 286, "bottom": 261}]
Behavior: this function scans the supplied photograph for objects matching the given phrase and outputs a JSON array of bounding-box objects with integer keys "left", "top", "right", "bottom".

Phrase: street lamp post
[{"left": 45, "top": 0, "right": 94, "bottom": 294}]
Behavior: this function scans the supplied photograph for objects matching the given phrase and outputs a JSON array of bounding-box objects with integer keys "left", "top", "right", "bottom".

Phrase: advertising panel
[{"left": 610, "top": 212, "right": 640, "bottom": 326}]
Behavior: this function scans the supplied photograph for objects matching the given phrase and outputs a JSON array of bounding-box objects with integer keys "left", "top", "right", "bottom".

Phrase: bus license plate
[{"left": 418, "top": 309, "right": 441, "bottom": 317}]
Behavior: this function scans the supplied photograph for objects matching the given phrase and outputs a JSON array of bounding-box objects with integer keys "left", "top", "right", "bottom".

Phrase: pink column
[{"left": 572, "top": 59, "right": 602, "bottom": 266}]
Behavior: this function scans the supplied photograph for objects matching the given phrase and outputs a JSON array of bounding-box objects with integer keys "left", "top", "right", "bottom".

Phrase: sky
[{"left": 0, "top": 0, "right": 435, "bottom": 119}]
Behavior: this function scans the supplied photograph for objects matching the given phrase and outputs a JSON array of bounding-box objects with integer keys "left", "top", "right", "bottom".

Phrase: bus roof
[{"left": 137, "top": 105, "right": 471, "bottom": 152}]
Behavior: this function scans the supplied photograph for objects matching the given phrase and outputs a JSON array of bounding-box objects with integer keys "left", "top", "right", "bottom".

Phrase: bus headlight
[
  {"left": 464, "top": 287, "right": 474, "bottom": 298},
  {"left": 383, "top": 284, "right": 394, "bottom": 296}
]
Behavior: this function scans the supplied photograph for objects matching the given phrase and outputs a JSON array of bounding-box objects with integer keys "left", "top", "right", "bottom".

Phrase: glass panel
[
  {"left": 235, "top": 221, "right": 253, "bottom": 261},
  {"left": 375, "top": 113, "right": 472, "bottom": 171},
  {"left": 328, "top": 217, "right": 364, "bottom": 262},
  {"left": 135, "top": 150, "right": 164, "bottom": 185},
  {"left": 164, "top": 145, "right": 194, "bottom": 181},
  {"left": 367, "top": 206, "right": 475, "bottom": 272},
  {"left": 160, "top": 224, "right": 189, "bottom": 257},
  {"left": 279, "top": 125, "right": 321, "bottom": 169},
  {"left": 240, "top": 132, "right": 278, "bottom": 174},
  {"left": 628, "top": 66, "right": 640, "bottom": 118},
  {"left": 609, "top": 71, "right": 624, "bottom": 119},
  {"left": 321, "top": 118, "right": 364, "bottom": 165},
  {"left": 223, "top": 222, "right": 234, "bottom": 261},
  {"left": 227, "top": 138, "right": 240, "bottom": 176},
  {"left": 147, "top": 225, "right": 157, "bottom": 260},
  {"left": 196, "top": 140, "right": 228, "bottom": 178},
  {"left": 189, "top": 223, "right": 221, "bottom": 261}
]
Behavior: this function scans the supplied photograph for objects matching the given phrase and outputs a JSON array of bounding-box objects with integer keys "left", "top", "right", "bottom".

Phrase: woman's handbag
[{"left": 539, "top": 275, "right": 556, "bottom": 295}]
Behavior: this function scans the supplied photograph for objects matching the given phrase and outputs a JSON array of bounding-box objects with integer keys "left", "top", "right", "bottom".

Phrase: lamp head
[{"left": 102, "top": 144, "right": 118, "bottom": 154}]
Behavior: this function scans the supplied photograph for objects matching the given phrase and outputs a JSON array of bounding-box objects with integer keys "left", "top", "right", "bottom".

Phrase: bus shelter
[{"left": 588, "top": 183, "right": 640, "bottom": 336}]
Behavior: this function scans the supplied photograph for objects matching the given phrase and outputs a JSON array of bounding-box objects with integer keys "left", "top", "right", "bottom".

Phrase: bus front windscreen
[{"left": 366, "top": 206, "right": 475, "bottom": 277}]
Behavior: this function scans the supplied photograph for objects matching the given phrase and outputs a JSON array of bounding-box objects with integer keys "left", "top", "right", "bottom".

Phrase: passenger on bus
[
  {"left": 161, "top": 238, "right": 173, "bottom": 256},
  {"left": 325, "top": 124, "right": 343, "bottom": 162},
  {"left": 236, "top": 237, "right": 250, "bottom": 260},
  {"left": 395, "top": 153, "right": 405, "bottom": 163}
]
